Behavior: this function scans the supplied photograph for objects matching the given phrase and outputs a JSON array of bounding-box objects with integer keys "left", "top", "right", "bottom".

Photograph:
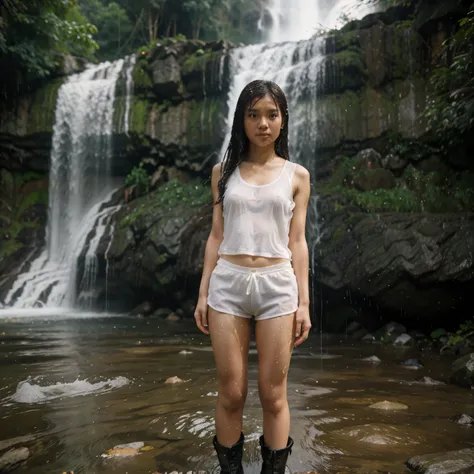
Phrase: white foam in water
[
  {"left": 9, "top": 376, "right": 130, "bottom": 404},
  {"left": 0, "top": 307, "right": 120, "bottom": 320}
]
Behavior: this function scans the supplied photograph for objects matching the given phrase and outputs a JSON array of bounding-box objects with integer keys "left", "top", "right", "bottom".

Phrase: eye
[
  {"left": 270, "top": 113, "right": 278, "bottom": 119},
  {"left": 248, "top": 112, "right": 257, "bottom": 118}
]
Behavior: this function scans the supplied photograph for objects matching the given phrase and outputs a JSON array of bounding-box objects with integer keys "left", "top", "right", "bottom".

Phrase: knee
[
  {"left": 259, "top": 383, "right": 287, "bottom": 414},
  {"left": 218, "top": 382, "right": 247, "bottom": 412}
]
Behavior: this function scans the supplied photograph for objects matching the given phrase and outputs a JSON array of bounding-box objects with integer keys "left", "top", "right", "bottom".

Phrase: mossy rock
[
  {"left": 26, "top": 78, "right": 64, "bottom": 135},
  {"left": 325, "top": 50, "right": 368, "bottom": 93},
  {"left": 131, "top": 59, "right": 153, "bottom": 90}
]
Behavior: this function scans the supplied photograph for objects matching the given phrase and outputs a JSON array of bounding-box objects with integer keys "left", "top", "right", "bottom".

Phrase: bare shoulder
[
  {"left": 294, "top": 163, "right": 310, "bottom": 181},
  {"left": 212, "top": 162, "right": 222, "bottom": 175},
  {"left": 211, "top": 162, "right": 222, "bottom": 183}
]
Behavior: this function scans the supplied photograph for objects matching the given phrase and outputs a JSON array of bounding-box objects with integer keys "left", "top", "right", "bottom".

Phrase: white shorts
[{"left": 207, "top": 259, "right": 299, "bottom": 320}]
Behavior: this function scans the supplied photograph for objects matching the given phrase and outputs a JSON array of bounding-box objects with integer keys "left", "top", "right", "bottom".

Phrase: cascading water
[
  {"left": 260, "top": 0, "right": 380, "bottom": 42},
  {"left": 4, "top": 56, "right": 136, "bottom": 310},
  {"left": 221, "top": 0, "right": 380, "bottom": 327}
]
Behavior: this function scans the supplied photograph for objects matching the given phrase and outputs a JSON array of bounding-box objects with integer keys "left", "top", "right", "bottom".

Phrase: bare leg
[
  {"left": 209, "top": 307, "right": 252, "bottom": 446},
  {"left": 255, "top": 313, "right": 295, "bottom": 449}
]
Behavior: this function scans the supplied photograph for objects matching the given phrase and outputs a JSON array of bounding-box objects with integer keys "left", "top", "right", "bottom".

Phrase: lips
[{"left": 257, "top": 134, "right": 271, "bottom": 137}]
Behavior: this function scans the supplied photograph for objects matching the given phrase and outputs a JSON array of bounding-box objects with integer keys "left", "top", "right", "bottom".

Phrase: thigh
[
  {"left": 255, "top": 314, "right": 295, "bottom": 387},
  {"left": 209, "top": 307, "right": 252, "bottom": 388}
]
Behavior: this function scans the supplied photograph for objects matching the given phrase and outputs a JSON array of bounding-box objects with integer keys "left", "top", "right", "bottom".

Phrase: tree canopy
[
  {"left": 0, "top": 0, "right": 98, "bottom": 97},
  {"left": 425, "top": 3, "right": 474, "bottom": 150},
  {"left": 76, "top": 0, "right": 264, "bottom": 61}
]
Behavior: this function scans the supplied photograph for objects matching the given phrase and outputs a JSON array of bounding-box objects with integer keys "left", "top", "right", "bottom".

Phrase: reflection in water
[{"left": 0, "top": 316, "right": 472, "bottom": 474}]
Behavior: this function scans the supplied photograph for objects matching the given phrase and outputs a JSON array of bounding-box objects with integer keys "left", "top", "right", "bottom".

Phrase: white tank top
[{"left": 218, "top": 160, "right": 297, "bottom": 260}]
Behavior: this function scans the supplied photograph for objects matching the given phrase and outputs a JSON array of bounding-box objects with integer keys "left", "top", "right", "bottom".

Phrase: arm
[
  {"left": 288, "top": 165, "right": 311, "bottom": 347},
  {"left": 194, "top": 163, "right": 224, "bottom": 335}
]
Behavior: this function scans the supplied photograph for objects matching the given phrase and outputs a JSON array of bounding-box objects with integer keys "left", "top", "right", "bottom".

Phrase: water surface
[{"left": 0, "top": 314, "right": 472, "bottom": 473}]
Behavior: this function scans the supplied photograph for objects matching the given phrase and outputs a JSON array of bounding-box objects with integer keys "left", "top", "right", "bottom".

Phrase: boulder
[
  {"left": 450, "top": 353, "right": 474, "bottom": 389},
  {"left": 354, "top": 148, "right": 382, "bottom": 170},
  {"left": 406, "top": 447, "right": 474, "bottom": 474},
  {"left": 382, "top": 153, "right": 408, "bottom": 172},
  {"left": 0, "top": 447, "right": 30, "bottom": 472},
  {"left": 129, "top": 301, "right": 153, "bottom": 317},
  {"left": 353, "top": 168, "right": 396, "bottom": 191},
  {"left": 150, "top": 55, "right": 181, "bottom": 97},
  {"left": 102, "top": 180, "right": 212, "bottom": 311}
]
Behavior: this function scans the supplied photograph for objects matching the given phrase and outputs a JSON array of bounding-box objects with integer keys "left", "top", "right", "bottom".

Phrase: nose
[{"left": 258, "top": 118, "right": 269, "bottom": 129}]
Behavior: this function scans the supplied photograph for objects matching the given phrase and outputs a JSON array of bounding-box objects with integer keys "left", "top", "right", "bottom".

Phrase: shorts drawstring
[{"left": 246, "top": 271, "right": 260, "bottom": 295}]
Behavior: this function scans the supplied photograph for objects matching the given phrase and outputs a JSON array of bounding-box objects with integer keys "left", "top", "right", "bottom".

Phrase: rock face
[
  {"left": 103, "top": 179, "right": 212, "bottom": 312},
  {"left": 315, "top": 211, "right": 474, "bottom": 321}
]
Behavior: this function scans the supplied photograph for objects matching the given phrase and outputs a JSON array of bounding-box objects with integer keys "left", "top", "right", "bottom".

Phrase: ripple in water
[
  {"left": 176, "top": 411, "right": 215, "bottom": 438},
  {"left": 7, "top": 376, "right": 130, "bottom": 404}
]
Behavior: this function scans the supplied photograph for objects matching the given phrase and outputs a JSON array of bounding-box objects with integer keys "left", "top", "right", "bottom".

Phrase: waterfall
[
  {"left": 4, "top": 60, "right": 128, "bottom": 309},
  {"left": 123, "top": 54, "right": 136, "bottom": 135},
  {"left": 261, "top": 0, "right": 380, "bottom": 42}
]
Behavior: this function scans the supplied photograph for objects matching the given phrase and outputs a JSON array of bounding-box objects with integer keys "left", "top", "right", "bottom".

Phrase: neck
[{"left": 245, "top": 144, "right": 276, "bottom": 164}]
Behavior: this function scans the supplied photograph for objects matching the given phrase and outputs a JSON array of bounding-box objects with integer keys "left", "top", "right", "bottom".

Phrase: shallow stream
[{"left": 0, "top": 314, "right": 472, "bottom": 473}]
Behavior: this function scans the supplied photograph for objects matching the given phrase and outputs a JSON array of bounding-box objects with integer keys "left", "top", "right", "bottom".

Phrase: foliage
[
  {"left": 120, "top": 178, "right": 212, "bottom": 228},
  {"left": 0, "top": 0, "right": 98, "bottom": 94},
  {"left": 424, "top": 4, "right": 474, "bottom": 150},
  {"left": 76, "top": 0, "right": 264, "bottom": 62},
  {"left": 78, "top": 0, "right": 132, "bottom": 60},
  {"left": 431, "top": 318, "right": 474, "bottom": 347},
  {"left": 125, "top": 163, "right": 150, "bottom": 197},
  {"left": 0, "top": 171, "right": 48, "bottom": 260},
  {"left": 320, "top": 153, "right": 474, "bottom": 213}
]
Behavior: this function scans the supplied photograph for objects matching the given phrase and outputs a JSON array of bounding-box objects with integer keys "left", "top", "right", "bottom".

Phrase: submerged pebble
[{"left": 369, "top": 400, "right": 409, "bottom": 410}]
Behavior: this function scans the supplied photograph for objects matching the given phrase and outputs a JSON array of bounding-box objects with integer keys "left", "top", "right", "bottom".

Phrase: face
[{"left": 243, "top": 94, "right": 283, "bottom": 149}]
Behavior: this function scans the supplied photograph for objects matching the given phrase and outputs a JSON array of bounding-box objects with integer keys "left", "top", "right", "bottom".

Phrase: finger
[
  {"left": 295, "top": 319, "right": 303, "bottom": 339},
  {"left": 201, "top": 316, "right": 210, "bottom": 335},
  {"left": 202, "top": 309, "right": 209, "bottom": 330},
  {"left": 194, "top": 311, "right": 209, "bottom": 335},
  {"left": 199, "top": 310, "right": 210, "bottom": 335},
  {"left": 295, "top": 324, "right": 311, "bottom": 347}
]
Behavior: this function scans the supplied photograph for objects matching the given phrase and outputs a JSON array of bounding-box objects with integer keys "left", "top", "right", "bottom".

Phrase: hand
[
  {"left": 194, "top": 296, "right": 210, "bottom": 335},
  {"left": 294, "top": 305, "right": 311, "bottom": 347}
]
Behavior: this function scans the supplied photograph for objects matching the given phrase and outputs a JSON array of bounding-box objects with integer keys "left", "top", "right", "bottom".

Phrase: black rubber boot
[
  {"left": 259, "top": 435, "right": 293, "bottom": 474},
  {"left": 212, "top": 432, "right": 244, "bottom": 474}
]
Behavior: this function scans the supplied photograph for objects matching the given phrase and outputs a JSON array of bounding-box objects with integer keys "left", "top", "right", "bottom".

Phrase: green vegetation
[
  {"left": 0, "top": 170, "right": 48, "bottom": 260},
  {"left": 320, "top": 155, "right": 474, "bottom": 213},
  {"left": 424, "top": 4, "right": 474, "bottom": 150},
  {"left": 0, "top": 0, "right": 98, "bottom": 95},
  {"left": 120, "top": 178, "right": 212, "bottom": 228},
  {"left": 74, "top": 0, "right": 264, "bottom": 62},
  {"left": 125, "top": 163, "right": 150, "bottom": 197},
  {"left": 431, "top": 318, "right": 474, "bottom": 347}
]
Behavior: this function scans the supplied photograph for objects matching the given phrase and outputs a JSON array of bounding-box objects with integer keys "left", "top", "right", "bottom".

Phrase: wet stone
[
  {"left": 401, "top": 358, "right": 424, "bottom": 369},
  {"left": 165, "top": 376, "right": 186, "bottom": 384},
  {"left": 361, "top": 355, "right": 381, "bottom": 363},
  {"left": 394, "top": 333, "right": 414, "bottom": 346},
  {"left": 369, "top": 400, "right": 409, "bottom": 411},
  {"left": 450, "top": 352, "right": 474, "bottom": 388},
  {"left": 330, "top": 423, "right": 409, "bottom": 445},
  {"left": 452, "top": 414, "right": 474, "bottom": 426},
  {"left": 166, "top": 312, "right": 181, "bottom": 321},
  {"left": 406, "top": 447, "right": 474, "bottom": 473},
  {"left": 0, "top": 447, "right": 30, "bottom": 472}
]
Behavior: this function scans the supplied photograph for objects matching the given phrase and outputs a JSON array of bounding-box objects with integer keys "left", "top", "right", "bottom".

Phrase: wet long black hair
[{"left": 216, "top": 80, "right": 290, "bottom": 204}]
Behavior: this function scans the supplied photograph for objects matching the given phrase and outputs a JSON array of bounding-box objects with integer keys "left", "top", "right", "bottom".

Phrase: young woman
[{"left": 194, "top": 79, "right": 311, "bottom": 474}]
